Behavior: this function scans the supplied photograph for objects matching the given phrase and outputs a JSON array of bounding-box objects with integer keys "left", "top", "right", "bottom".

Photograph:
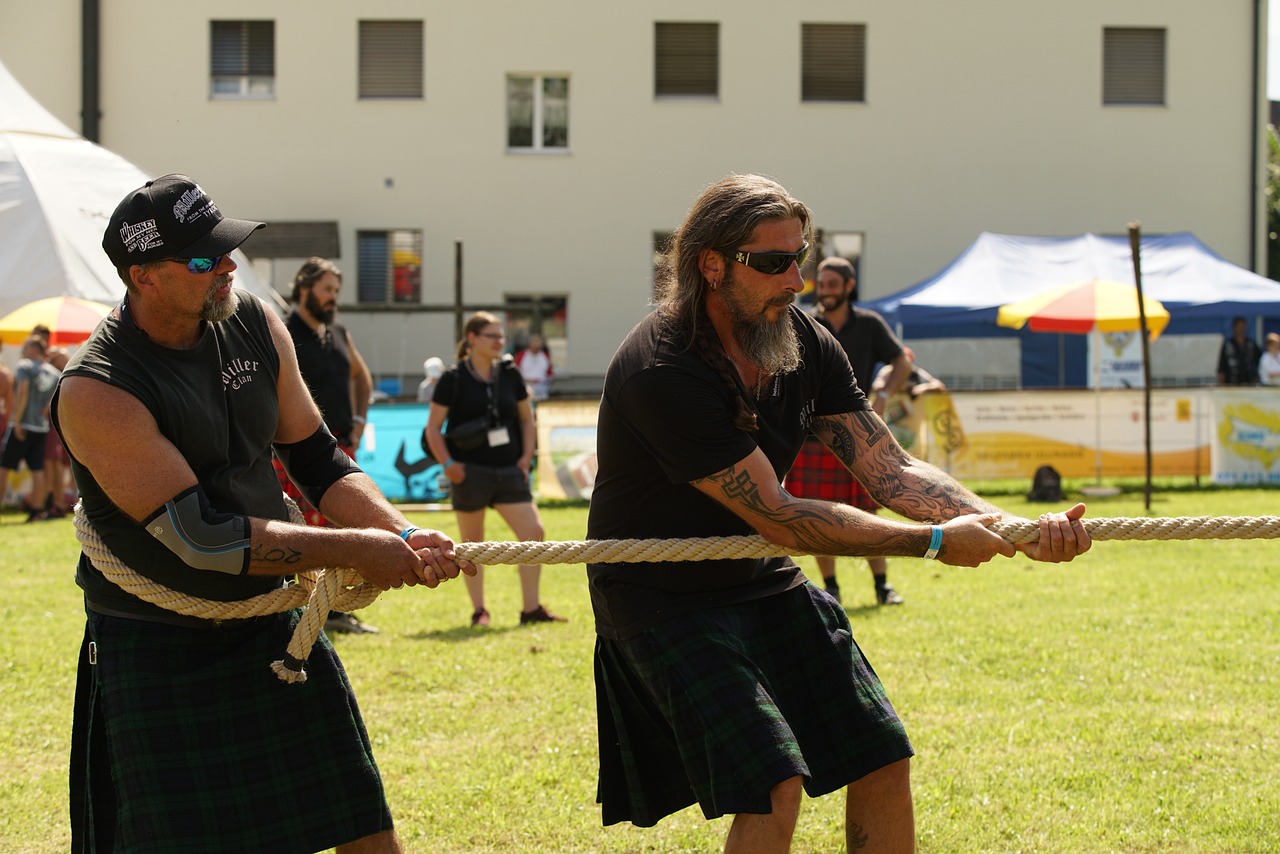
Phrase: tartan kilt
[
  {"left": 784, "top": 438, "right": 880, "bottom": 512},
  {"left": 594, "top": 583, "right": 913, "bottom": 827},
  {"left": 70, "top": 608, "right": 393, "bottom": 853}
]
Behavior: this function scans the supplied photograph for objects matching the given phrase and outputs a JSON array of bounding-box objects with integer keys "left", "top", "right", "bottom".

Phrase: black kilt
[{"left": 70, "top": 608, "right": 393, "bottom": 853}]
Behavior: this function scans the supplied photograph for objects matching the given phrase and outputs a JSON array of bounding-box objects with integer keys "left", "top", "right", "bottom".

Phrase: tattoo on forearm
[
  {"left": 852, "top": 408, "right": 887, "bottom": 448},
  {"left": 250, "top": 544, "right": 302, "bottom": 565}
]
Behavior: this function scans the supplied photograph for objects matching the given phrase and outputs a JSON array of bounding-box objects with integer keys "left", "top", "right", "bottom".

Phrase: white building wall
[{"left": 0, "top": 0, "right": 1268, "bottom": 387}]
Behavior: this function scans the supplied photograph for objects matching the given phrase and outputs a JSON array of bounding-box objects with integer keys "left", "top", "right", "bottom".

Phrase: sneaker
[
  {"left": 470, "top": 608, "right": 491, "bottom": 628},
  {"left": 25, "top": 509, "right": 49, "bottom": 523},
  {"left": 46, "top": 506, "right": 68, "bottom": 519},
  {"left": 823, "top": 581, "right": 842, "bottom": 605},
  {"left": 325, "top": 612, "right": 380, "bottom": 634},
  {"left": 876, "top": 584, "right": 904, "bottom": 606},
  {"left": 519, "top": 604, "right": 567, "bottom": 625}
]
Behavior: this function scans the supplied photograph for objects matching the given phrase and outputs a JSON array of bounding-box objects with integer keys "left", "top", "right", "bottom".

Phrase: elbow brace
[
  {"left": 273, "top": 424, "right": 362, "bottom": 509},
  {"left": 144, "top": 485, "right": 251, "bottom": 575}
]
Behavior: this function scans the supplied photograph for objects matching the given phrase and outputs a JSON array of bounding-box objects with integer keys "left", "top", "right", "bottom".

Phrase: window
[
  {"left": 507, "top": 75, "right": 569, "bottom": 151},
  {"left": 210, "top": 21, "right": 274, "bottom": 99},
  {"left": 802, "top": 23, "right": 866, "bottom": 102},
  {"left": 655, "top": 22, "right": 718, "bottom": 98},
  {"left": 1102, "top": 27, "right": 1165, "bottom": 106},
  {"left": 359, "top": 21, "right": 424, "bottom": 99},
  {"left": 357, "top": 230, "right": 422, "bottom": 304}
]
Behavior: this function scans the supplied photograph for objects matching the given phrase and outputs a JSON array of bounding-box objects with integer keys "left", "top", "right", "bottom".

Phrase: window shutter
[
  {"left": 357, "top": 232, "right": 389, "bottom": 303},
  {"left": 655, "top": 22, "right": 718, "bottom": 97},
  {"left": 1103, "top": 27, "right": 1165, "bottom": 106},
  {"left": 210, "top": 21, "right": 274, "bottom": 77},
  {"left": 802, "top": 23, "right": 865, "bottom": 102},
  {"left": 359, "top": 21, "right": 424, "bottom": 99}
]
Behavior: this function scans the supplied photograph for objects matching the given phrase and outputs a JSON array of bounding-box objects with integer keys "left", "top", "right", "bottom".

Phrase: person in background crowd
[
  {"left": 515, "top": 333, "right": 554, "bottom": 401},
  {"left": 586, "top": 173, "right": 1090, "bottom": 851},
  {"left": 0, "top": 340, "right": 12, "bottom": 504},
  {"left": 41, "top": 346, "right": 73, "bottom": 518},
  {"left": 1258, "top": 332, "right": 1280, "bottom": 386},
  {"left": 418, "top": 356, "right": 445, "bottom": 403},
  {"left": 277, "top": 256, "right": 380, "bottom": 635},
  {"left": 784, "top": 256, "right": 912, "bottom": 606},
  {"left": 1217, "top": 316, "right": 1261, "bottom": 385},
  {"left": 0, "top": 334, "right": 59, "bottom": 521},
  {"left": 424, "top": 312, "right": 566, "bottom": 627},
  {"left": 871, "top": 347, "right": 946, "bottom": 400}
]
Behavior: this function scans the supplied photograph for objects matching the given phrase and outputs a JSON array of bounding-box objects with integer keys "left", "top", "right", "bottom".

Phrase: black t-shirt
[
  {"left": 432, "top": 357, "right": 529, "bottom": 465},
  {"left": 586, "top": 306, "right": 868, "bottom": 639},
  {"left": 812, "top": 304, "right": 904, "bottom": 388},
  {"left": 286, "top": 311, "right": 356, "bottom": 440}
]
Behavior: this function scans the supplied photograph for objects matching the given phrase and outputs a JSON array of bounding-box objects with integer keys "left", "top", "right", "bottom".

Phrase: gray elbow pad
[{"left": 144, "top": 486, "right": 251, "bottom": 575}]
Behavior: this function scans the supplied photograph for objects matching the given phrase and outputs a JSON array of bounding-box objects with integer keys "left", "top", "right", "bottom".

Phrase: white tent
[{"left": 0, "top": 58, "right": 284, "bottom": 324}]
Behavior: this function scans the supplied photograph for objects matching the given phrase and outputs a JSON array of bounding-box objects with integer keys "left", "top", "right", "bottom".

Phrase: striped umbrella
[
  {"left": 0, "top": 296, "right": 114, "bottom": 346},
  {"left": 996, "top": 278, "right": 1168, "bottom": 339}
]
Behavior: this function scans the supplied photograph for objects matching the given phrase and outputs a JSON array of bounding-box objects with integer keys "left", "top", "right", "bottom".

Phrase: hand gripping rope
[{"left": 72, "top": 504, "right": 1280, "bottom": 684}]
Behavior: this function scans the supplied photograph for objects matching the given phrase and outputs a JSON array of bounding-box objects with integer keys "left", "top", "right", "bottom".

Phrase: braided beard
[{"left": 719, "top": 268, "right": 801, "bottom": 377}]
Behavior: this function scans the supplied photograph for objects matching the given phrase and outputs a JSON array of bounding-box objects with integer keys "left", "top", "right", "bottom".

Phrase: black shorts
[
  {"left": 451, "top": 463, "right": 533, "bottom": 512},
  {"left": 0, "top": 427, "right": 48, "bottom": 472}
]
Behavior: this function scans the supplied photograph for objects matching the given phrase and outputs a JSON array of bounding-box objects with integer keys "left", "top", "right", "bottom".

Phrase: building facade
[{"left": 0, "top": 0, "right": 1269, "bottom": 391}]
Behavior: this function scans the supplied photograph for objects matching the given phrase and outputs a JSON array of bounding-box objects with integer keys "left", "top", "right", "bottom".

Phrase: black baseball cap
[{"left": 102, "top": 173, "right": 265, "bottom": 269}]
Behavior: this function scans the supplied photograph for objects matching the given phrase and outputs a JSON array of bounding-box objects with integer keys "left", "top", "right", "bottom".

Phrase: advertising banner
[{"left": 1209, "top": 388, "right": 1280, "bottom": 485}]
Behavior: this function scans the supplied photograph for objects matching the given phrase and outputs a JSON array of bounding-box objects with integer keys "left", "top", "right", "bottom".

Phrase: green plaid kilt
[
  {"left": 70, "top": 608, "right": 393, "bottom": 853},
  {"left": 594, "top": 582, "right": 913, "bottom": 827}
]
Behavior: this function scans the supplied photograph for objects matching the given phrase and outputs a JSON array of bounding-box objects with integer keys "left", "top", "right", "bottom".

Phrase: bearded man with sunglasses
[
  {"left": 587, "top": 174, "right": 1090, "bottom": 852},
  {"left": 53, "top": 173, "right": 469, "bottom": 853}
]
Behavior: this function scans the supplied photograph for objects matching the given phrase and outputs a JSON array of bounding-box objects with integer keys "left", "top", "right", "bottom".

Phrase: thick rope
[{"left": 72, "top": 507, "right": 1280, "bottom": 683}]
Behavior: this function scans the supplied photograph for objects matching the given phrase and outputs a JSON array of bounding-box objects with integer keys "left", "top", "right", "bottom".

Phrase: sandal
[{"left": 470, "top": 608, "right": 490, "bottom": 628}]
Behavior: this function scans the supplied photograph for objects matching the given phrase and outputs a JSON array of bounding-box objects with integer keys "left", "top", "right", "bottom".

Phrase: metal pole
[{"left": 1128, "top": 221, "right": 1153, "bottom": 511}]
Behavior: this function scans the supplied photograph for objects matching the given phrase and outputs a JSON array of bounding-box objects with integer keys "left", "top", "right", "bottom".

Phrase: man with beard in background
[
  {"left": 784, "top": 255, "right": 913, "bottom": 606},
  {"left": 278, "top": 257, "right": 378, "bottom": 634},
  {"left": 586, "top": 173, "right": 1090, "bottom": 852}
]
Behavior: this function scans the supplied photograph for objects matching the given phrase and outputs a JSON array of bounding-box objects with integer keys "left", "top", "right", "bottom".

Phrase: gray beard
[
  {"left": 721, "top": 276, "right": 801, "bottom": 377},
  {"left": 201, "top": 277, "right": 236, "bottom": 323}
]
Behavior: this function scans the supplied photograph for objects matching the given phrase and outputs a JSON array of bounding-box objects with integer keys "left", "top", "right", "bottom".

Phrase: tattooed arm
[
  {"left": 691, "top": 444, "right": 1016, "bottom": 568},
  {"left": 812, "top": 409, "right": 1091, "bottom": 563}
]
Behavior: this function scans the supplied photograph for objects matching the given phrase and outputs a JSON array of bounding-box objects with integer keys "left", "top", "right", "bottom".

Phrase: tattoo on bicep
[
  {"left": 250, "top": 544, "right": 303, "bottom": 565},
  {"left": 852, "top": 409, "right": 887, "bottom": 448}
]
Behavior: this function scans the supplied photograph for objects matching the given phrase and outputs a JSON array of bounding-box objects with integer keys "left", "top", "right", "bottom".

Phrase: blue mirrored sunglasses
[
  {"left": 718, "top": 242, "right": 810, "bottom": 275},
  {"left": 166, "top": 255, "right": 223, "bottom": 274}
]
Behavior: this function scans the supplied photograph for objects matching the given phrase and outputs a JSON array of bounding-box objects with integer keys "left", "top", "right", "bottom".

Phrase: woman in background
[{"left": 423, "top": 312, "right": 566, "bottom": 627}]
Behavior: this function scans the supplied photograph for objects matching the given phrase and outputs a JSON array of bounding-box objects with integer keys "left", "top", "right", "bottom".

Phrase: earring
[{"left": 711, "top": 280, "right": 720, "bottom": 291}]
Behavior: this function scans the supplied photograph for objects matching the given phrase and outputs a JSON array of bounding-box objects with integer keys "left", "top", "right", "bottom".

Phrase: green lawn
[{"left": 2, "top": 486, "right": 1278, "bottom": 852}]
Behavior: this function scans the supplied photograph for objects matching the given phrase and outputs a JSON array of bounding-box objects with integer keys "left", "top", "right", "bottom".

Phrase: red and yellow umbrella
[
  {"left": 0, "top": 296, "right": 115, "bottom": 346},
  {"left": 996, "top": 278, "right": 1169, "bottom": 340}
]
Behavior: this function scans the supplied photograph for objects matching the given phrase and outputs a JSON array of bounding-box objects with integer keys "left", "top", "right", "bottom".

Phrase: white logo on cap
[
  {"left": 120, "top": 219, "right": 163, "bottom": 254},
  {"left": 173, "top": 186, "right": 219, "bottom": 224}
]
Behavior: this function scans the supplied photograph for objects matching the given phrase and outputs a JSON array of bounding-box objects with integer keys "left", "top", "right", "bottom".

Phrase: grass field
[{"left": 2, "top": 484, "right": 1278, "bottom": 852}]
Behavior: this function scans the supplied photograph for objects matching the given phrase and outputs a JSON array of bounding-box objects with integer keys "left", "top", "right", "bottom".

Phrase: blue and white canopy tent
[{"left": 864, "top": 232, "right": 1280, "bottom": 387}]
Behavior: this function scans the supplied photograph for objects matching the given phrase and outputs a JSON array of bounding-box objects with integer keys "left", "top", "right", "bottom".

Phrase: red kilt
[{"left": 784, "top": 438, "right": 879, "bottom": 513}]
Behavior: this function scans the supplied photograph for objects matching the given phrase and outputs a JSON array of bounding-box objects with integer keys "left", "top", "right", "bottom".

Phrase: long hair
[
  {"left": 456, "top": 311, "right": 501, "bottom": 360},
  {"left": 655, "top": 174, "right": 812, "bottom": 339},
  {"left": 654, "top": 175, "right": 812, "bottom": 432}
]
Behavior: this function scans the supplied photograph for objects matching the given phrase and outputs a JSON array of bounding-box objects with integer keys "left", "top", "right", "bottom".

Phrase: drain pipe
[
  {"left": 81, "top": 0, "right": 101, "bottom": 141},
  {"left": 1250, "top": 0, "right": 1262, "bottom": 272}
]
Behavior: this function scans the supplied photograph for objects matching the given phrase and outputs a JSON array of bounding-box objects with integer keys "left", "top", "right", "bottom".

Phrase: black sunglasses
[
  {"left": 719, "top": 242, "right": 810, "bottom": 275},
  {"left": 165, "top": 256, "right": 223, "bottom": 274}
]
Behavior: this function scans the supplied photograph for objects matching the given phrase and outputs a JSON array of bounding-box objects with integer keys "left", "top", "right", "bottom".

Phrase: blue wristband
[
  {"left": 442, "top": 458, "right": 454, "bottom": 469},
  {"left": 923, "top": 525, "right": 943, "bottom": 560},
  {"left": 399, "top": 526, "right": 420, "bottom": 542}
]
